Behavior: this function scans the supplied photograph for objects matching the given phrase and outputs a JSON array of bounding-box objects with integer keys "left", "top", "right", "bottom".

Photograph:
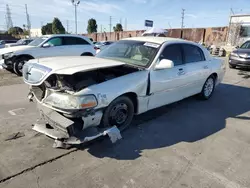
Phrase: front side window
[
  {"left": 183, "top": 44, "right": 205, "bottom": 63},
  {"left": 96, "top": 40, "right": 159, "bottom": 68},
  {"left": 47, "top": 37, "right": 62, "bottom": 46},
  {"left": 160, "top": 44, "right": 183, "bottom": 66}
]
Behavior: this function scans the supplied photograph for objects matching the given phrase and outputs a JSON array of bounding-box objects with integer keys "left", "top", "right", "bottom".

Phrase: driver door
[
  {"left": 148, "top": 44, "right": 189, "bottom": 110},
  {"left": 36, "top": 37, "right": 65, "bottom": 58}
]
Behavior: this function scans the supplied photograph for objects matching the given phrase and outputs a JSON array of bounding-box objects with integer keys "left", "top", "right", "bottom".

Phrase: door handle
[{"left": 203, "top": 65, "right": 208, "bottom": 69}]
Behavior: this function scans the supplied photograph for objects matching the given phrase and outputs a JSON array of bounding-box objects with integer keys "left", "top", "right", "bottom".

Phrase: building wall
[
  {"left": 30, "top": 28, "right": 42, "bottom": 37},
  {"left": 84, "top": 26, "right": 228, "bottom": 45}
]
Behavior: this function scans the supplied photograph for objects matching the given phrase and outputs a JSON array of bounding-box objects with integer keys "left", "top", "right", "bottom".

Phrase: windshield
[
  {"left": 240, "top": 41, "right": 250, "bottom": 49},
  {"left": 96, "top": 40, "right": 160, "bottom": 67},
  {"left": 28, "top": 37, "right": 48, "bottom": 46}
]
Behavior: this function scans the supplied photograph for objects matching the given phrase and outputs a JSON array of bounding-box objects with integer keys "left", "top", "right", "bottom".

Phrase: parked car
[
  {"left": 95, "top": 41, "right": 114, "bottom": 48},
  {"left": 0, "top": 34, "right": 96, "bottom": 75},
  {"left": 5, "top": 38, "right": 34, "bottom": 48},
  {"left": 23, "top": 37, "right": 226, "bottom": 148},
  {"left": 0, "top": 40, "right": 18, "bottom": 49},
  {"left": 229, "top": 40, "right": 250, "bottom": 69}
]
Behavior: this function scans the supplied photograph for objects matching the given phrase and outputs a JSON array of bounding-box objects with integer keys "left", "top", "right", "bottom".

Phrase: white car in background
[
  {"left": 0, "top": 34, "right": 95, "bottom": 75},
  {"left": 23, "top": 37, "right": 226, "bottom": 148}
]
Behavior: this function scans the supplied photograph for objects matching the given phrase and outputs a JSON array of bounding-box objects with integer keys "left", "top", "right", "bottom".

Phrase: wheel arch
[
  {"left": 81, "top": 52, "right": 94, "bottom": 56},
  {"left": 14, "top": 54, "right": 35, "bottom": 61},
  {"left": 113, "top": 92, "right": 138, "bottom": 114}
]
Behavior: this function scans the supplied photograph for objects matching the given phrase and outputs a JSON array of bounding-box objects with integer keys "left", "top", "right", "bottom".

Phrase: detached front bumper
[{"left": 34, "top": 103, "right": 122, "bottom": 148}]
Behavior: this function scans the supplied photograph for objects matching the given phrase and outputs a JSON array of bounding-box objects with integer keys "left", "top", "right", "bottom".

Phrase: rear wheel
[
  {"left": 13, "top": 57, "right": 31, "bottom": 76},
  {"left": 101, "top": 96, "right": 134, "bottom": 131},
  {"left": 199, "top": 75, "right": 215, "bottom": 100}
]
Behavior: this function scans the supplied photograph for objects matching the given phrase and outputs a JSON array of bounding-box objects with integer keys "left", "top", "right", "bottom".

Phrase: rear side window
[
  {"left": 63, "top": 37, "right": 90, "bottom": 45},
  {"left": 160, "top": 44, "right": 183, "bottom": 66},
  {"left": 183, "top": 44, "right": 205, "bottom": 63}
]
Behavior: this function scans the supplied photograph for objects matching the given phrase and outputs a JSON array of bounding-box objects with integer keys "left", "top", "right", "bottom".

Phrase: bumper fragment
[{"left": 34, "top": 103, "right": 122, "bottom": 149}]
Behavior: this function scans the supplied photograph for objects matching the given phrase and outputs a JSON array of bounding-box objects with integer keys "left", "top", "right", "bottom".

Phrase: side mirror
[
  {"left": 42, "top": 43, "right": 51, "bottom": 48},
  {"left": 236, "top": 46, "right": 239, "bottom": 49},
  {"left": 155, "top": 59, "right": 174, "bottom": 70}
]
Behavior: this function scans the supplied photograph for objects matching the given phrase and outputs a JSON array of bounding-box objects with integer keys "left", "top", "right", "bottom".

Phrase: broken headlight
[
  {"left": 3, "top": 52, "right": 14, "bottom": 59},
  {"left": 44, "top": 93, "right": 98, "bottom": 110}
]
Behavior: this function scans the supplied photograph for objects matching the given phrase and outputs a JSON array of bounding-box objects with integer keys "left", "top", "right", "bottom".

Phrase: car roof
[
  {"left": 122, "top": 37, "right": 188, "bottom": 45},
  {"left": 43, "top": 34, "right": 89, "bottom": 39}
]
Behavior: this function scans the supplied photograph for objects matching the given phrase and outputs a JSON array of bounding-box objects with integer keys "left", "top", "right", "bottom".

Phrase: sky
[{"left": 1, "top": 0, "right": 250, "bottom": 33}]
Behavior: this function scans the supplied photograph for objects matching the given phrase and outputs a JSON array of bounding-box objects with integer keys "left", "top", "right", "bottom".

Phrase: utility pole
[
  {"left": 6, "top": 4, "right": 13, "bottom": 30},
  {"left": 181, "top": 8, "right": 185, "bottom": 29},
  {"left": 181, "top": 9, "right": 185, "bottom": 38},
  {"left": 109, "top": 16, "right": 112, "bottom": 39},
  {"left": 66, "top": 20, "right": 69, "bottom": 33},
  {"left": 25, "top": 4, "right": 31, "bottom": 37},
  {"left": 71, "top": 0, "right": 80, "bottom": 34},
  {"left": 101, "top": 24, "right": 102, "bottom": 33},
  {"left": 125, "top": 18, "right": 127, "bottom": 31}
]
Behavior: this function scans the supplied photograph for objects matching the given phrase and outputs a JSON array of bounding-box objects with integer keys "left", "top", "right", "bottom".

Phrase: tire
[
  {"left": 101, "top": 96, "right": 134, "bottom": 131},
  {"left": 199, "top": 75, "right": 216, "bottom": 100},
  {"left": 13, "top": 57, "right": 31, "bottom": 76},
  {"left": 229, "top": 64, "right": 236, "bottom": 69}
]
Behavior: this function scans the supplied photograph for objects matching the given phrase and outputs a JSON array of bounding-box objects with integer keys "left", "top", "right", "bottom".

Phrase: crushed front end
[{"left": 23, "top": 61, "right": 123, "bottom": 148}]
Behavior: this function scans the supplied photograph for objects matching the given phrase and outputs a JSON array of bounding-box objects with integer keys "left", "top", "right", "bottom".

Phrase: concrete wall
[{"left": 85, "top": 26, "right": 228, "bottom": 45}]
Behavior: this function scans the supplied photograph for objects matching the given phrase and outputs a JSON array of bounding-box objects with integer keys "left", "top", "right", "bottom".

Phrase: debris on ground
[{"left": 5, "top": 132, "right": 25, "bottom": 141}]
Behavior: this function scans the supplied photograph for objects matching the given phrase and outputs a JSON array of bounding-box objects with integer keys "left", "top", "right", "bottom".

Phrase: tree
[
  {"left": 113, "top": 23, "right": 123, "bottom": 32},
  {"left": 41, "top": 23, "right": 53, "bottom": 35},
  {"left": 8, "top": 27, "right": 24, "bottom": 35},
  {"left": 52, "top": 17, "right": 66, "bottom": 34},
  {"left": 87, "top": 18, "right": 97, "bottom": 34}
]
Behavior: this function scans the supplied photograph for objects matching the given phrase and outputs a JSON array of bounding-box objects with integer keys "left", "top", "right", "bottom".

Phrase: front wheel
[
  {"left": 229, "top": 64, "right": 236, "bottom": 69},
  {"left": 199, "top": 76, "right": 215, "bottom": 100},
  {"left": 13, "top": 57, "right": 31, "bottom": 76},
  {"left": 101, "top": 96, "right": 134, "bottom": 131}
]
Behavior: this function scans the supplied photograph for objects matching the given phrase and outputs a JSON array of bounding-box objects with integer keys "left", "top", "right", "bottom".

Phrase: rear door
[
  {"left": 148, "top": 44, "right": 189, "bottom": 110},
  {"left": 62, "top": 37, "right": 94, "bottom": 56},
  {"left": 181, "top": 43, "right": 210, "bottom": 97}
]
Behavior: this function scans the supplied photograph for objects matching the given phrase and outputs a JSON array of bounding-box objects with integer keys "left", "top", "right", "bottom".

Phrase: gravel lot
[{"left": 0, "top": 64, "right": 250, "bottom": 188}]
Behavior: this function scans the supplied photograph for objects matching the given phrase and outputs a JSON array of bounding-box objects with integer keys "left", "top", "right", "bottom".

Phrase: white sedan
[{"left": 23, "top": 37, "right": 226, "bottom": 148}]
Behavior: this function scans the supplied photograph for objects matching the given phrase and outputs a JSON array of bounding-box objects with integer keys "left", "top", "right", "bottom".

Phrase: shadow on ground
[
  {"left": 237, "top": 68, "right": 250, "bottom": 79},
  {"left": 80, "top": 83, "right": 250, "bottom": 160}
]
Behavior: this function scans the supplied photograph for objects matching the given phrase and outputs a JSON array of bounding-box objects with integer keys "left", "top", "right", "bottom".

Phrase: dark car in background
[{"left": 229, "top": 40, "right": 250, "bottom": 69}]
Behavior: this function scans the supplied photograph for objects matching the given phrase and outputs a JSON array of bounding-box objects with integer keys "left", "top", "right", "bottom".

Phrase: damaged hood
[{"left": 23, "top": 56, "right": 125, "bottom": 86}]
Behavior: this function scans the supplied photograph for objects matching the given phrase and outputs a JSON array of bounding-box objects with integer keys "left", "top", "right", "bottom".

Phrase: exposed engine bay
[{"left": 30, "top": 65, "right": 139, "bottom": 101}]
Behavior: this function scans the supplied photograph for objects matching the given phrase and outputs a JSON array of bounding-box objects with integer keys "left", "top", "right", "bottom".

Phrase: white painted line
[{"left": 8, "top": 108, "right": 25, "bottom": 116}]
